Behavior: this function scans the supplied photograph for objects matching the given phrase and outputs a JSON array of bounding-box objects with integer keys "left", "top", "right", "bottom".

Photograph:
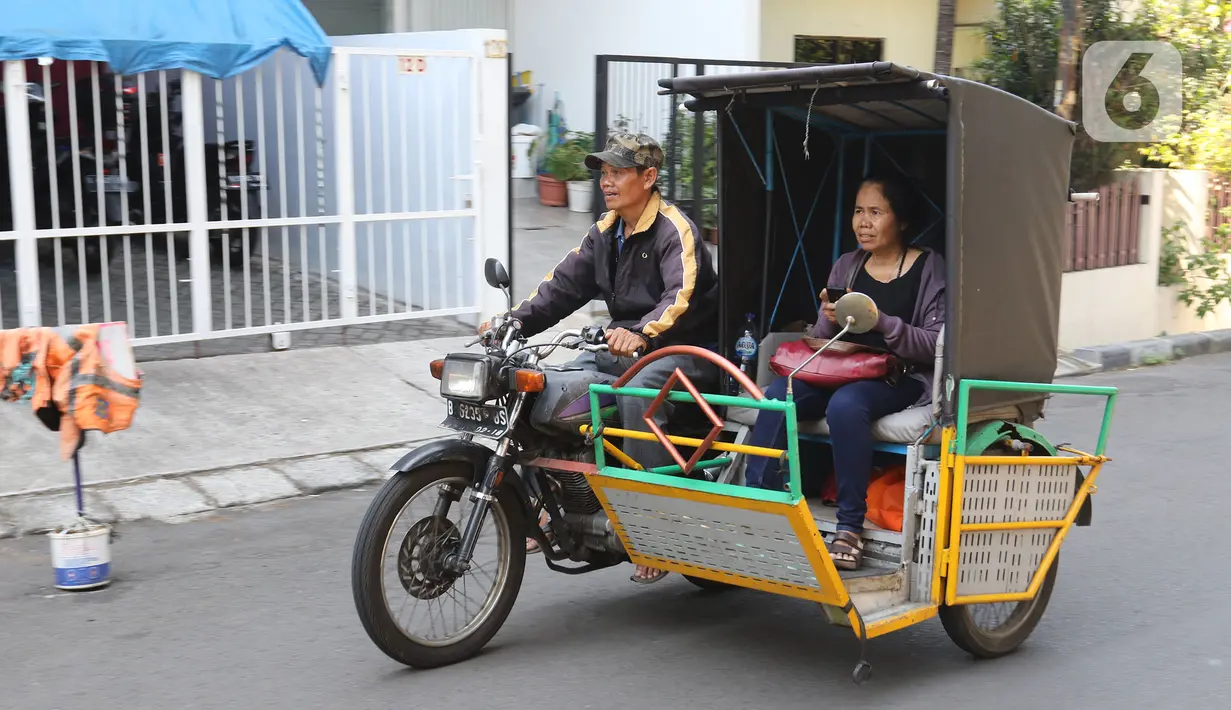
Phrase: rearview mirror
[
  {"left": 834, "top": 292, "right": 879, "bottom": 334},
  {"left": 484, "top": 258, "right": 511, "bottom": 290}
]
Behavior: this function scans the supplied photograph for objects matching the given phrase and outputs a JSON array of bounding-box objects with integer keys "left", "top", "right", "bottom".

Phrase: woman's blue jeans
[{"left": 743, "top": 376, "right": 924, "bottom": 533}]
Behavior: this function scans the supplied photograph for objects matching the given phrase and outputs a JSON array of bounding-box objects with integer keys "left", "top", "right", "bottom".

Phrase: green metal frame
[
  {"left": 953, "top": 379, "right": 1119, "bottom": 458},
  {"left": 588, "top": 378, "right": 1119, "bottom": 509},
  {"left": 588, "top": 384, "right": 806, "bottom": 502}
]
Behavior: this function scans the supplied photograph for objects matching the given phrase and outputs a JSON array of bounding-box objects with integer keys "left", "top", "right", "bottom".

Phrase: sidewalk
[{"left": 0, "top": 319, "right": 606, "bottom": 538}]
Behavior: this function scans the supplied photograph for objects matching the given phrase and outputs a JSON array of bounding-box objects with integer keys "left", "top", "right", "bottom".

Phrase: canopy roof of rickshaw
[
  {"left": 662, "top": 63, "right": 1079, "bottom": 414},
  {"left": 0, "top": 0, "right": 332, "bottom": 85}
]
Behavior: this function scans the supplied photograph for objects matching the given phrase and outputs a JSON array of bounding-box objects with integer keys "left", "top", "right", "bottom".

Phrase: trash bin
[{"left": 511, "top": 123, "right": 543, "bottom": 179}]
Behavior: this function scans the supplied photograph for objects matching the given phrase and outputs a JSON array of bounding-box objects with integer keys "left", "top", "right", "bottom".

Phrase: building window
[{"left": 794, "top": 36, "right": 884, "bottom": 65}]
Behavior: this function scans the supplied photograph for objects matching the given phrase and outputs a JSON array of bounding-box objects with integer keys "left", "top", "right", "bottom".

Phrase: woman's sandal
[
  {"left": 526, "top": 510, "right": 554, "bottom": 554},
  {"left": 829, "top": 530, "right": 865, "bottom": 571}
]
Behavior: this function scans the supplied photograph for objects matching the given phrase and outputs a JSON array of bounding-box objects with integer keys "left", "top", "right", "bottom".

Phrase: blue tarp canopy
[{"left": 0, "top": 0, "right": 332, "bottom": 84}]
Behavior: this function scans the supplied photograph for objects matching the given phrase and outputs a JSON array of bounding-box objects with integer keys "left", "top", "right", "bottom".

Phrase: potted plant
[
  {"left": 532, "top": 134, "right": 567, "bottom": 206},
  {"left": 562, "top": 131, "right": 595, "bottom": 213},
  {"left": 541, "top": 132, "right": 592, "bottom": 210}
]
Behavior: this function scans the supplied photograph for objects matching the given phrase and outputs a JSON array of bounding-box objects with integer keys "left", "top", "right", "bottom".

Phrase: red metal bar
[
  {"left": 527, "top": 457, "right": 599, "bottom": 475},
  {"left": 639, "top": 367, "right": 727, "bottom": 475},
  {"left": 610, "top": 344, "right": 766, "bottom": 399}
]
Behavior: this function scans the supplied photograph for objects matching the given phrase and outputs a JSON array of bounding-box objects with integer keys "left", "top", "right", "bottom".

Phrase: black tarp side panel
[
  {"left": 716, "top": 108, "right": 771, "bottom": 357},
  {"left": 945, "top": 78, "right": 1076, "bottom": 412}
]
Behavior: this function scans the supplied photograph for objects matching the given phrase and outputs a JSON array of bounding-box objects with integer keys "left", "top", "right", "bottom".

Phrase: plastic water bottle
[{"left": 732, "top": 313, "right": 758, "bottom": 396}]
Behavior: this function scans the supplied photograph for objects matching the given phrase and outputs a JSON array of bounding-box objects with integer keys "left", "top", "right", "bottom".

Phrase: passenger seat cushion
[
  {"left": 726, "top": 399, "right": 935, "bottom": 444},
  {"left": 726, "top": 399, "right": 1027, "bottom": 445}
]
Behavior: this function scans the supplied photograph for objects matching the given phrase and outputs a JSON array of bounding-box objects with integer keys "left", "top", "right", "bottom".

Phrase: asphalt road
[{"left": 3, "top": 355, "right": 1231, "bottom": 710}]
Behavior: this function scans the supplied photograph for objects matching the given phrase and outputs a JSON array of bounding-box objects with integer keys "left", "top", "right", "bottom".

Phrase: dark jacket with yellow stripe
[{"left": 510, "top": 192, "right": 719, "bottom": 349}]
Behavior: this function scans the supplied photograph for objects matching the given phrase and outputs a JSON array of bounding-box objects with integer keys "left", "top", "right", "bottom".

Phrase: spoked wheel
[
  {"left": 351, "top": 462, "right": 526, "bottom": 668},
  {"left": 938, "top": 554, "right": 1059, "bottom": 658}
]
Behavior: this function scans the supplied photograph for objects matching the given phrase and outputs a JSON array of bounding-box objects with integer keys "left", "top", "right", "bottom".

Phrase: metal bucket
[{"left": 48, "top": 521, "right": 112, "bottom": 591}]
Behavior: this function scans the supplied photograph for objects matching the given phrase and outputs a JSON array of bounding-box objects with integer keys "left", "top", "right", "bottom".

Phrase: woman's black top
[{"left": 846, "top": 250, "right": 929, "bottom": 353}]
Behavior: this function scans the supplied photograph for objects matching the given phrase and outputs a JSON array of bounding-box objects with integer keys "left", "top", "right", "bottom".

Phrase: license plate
[
  {"left": 84, "top": 175, "right": 138, "bottom": 193},
  {"left": 440, "top": 399, "right": 509, "bottom": 438}
]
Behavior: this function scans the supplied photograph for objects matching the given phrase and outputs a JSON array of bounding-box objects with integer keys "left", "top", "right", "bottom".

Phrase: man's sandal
[
  {"left": 526, "top": 510, "right": 553, "bottom": 554},
  {"left": 630, "top": 566, "right": 669, "bottom": 585},
  {"left": 829, "top": 530, "right": 864, "bottom": 571}
]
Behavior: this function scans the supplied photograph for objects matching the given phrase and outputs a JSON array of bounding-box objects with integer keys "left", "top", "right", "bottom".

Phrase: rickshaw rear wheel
[
  {"left": 938, "top": 554, "right": 1059, "bottom": 659},
  {"left": 683, "top": 575, "right": 734, "bottom": 591}
]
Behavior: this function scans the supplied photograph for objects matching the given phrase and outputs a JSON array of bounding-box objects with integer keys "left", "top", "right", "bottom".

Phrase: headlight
[{"left": 440, "top": 356, "right": 493, "bottom": 402}]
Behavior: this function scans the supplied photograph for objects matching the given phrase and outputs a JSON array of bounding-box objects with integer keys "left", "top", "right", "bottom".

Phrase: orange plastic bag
[{"left": 865, "top": 463, "right": 907, "bottom": 532}]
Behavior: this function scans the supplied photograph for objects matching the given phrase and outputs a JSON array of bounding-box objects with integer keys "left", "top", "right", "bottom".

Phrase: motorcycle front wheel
[{"left": 351, "top": 462, "right": 526, "bottom": 668}]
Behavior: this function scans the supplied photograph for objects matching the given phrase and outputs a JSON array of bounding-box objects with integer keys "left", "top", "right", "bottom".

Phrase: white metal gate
[{"left": 0, "top": 30, "right": 509, "bottom": 348}]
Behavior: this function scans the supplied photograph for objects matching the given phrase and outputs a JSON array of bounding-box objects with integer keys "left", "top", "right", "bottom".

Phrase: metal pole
[
  {"left": 832, "top": 138, "right": 847, "bottom": 264},
  {"left": 5, "top": 61, "right": 41, "bottom": 327},
  {"left": 332, "top": 51, "right": 359, "bottom": 319},
  {"left": 507, "top": 50, "right": 515, "bottom": 285},
  {"left": 592, "top": 55, "right": 608, "bottom": 223},
  {"left": 72, "top": 445, "right": 85, "bottom": 517},
  {"left": 715, "top": 107, "right": 726, "bottom": 351},
  {"left": 758, "top": 110, "right": 774, "bottom": 338},
  {"left": 180, "top": 71, "right": 213, "bottom": 334},
  {"left": 689, "top": 63, "right": 705, "bottom": 227},
  {"left": 666, "top": 62, "right": 680, "bottom": 203}
]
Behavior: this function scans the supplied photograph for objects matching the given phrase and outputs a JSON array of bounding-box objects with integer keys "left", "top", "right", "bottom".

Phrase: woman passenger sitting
[{"left": 743, "top": 174, "right": 945, "bottom": 570}]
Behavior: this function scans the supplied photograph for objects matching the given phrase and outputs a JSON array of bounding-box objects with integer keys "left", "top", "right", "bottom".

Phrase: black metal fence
[{"left": 592, "top": 55, "right": 814, "bottom": 228}]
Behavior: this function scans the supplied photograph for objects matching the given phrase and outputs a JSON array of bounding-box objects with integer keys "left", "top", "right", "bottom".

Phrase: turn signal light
[
  {"left": 429, "top": 359, "right": 444, "bottom": 380},
  {"left": 512, "top": 369, "right": 545, "bottom": 393}
]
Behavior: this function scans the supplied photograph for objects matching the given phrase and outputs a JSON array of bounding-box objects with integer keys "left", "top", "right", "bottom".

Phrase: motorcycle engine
[
  {"left": 535, "top": 449, "right": 625, "bottom": 556},
  {"left": 540, "top": 449, "right": 602, "bottom": 515}
]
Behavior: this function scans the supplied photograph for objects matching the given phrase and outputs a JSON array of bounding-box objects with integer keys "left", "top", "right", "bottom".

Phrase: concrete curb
[
  {"left": 1067, "top": 328, "right": 1231, "bottom": 375},
  {"left": 0, "top": 440, "right": 440, "bottom": 540}
]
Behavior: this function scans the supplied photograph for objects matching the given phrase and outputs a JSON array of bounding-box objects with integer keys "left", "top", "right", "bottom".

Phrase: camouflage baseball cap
[{"left": 584, "top": 132, "right": 664, "bottom": 171}]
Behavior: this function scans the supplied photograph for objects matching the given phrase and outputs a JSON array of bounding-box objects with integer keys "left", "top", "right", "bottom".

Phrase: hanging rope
[{"left": 802, "top": 85, "right": 820, "bottom": 160}]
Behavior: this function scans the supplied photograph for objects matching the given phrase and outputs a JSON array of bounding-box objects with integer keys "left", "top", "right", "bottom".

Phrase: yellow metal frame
[
  {"left": 865, "top": 605, "right": 939, "bottom": 639},
  {"left": 582, "top": 424, "right": 788, "bottom": 462},
  {"left": 942, "top": 445, "right": 1109, "bottom": 606},
  {"left": 587, "top": 472, "right": 858, "bottom": 617}
]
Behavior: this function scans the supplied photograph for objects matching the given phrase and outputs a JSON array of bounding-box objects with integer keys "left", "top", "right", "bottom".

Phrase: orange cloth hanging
[{"left": 0, "top": 324, "right": 143, "bottom": 459}]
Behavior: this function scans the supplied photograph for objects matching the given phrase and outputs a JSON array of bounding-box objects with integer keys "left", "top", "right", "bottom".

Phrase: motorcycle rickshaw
[{"left": 351, "top": 62, "right": 1118, "bottom": 684}]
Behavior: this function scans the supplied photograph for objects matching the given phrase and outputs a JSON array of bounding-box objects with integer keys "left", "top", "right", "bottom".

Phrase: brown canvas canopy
[{"left": 659, "top": 62, "right": 1077, "bottom": 416}]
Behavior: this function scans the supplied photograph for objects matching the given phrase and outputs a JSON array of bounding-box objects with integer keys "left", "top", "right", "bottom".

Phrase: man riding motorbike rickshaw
[
  {"left": 479, "top": 132, "right": 719, "bottom": 584},
  {"left": 352, "top": 63, "right": 1120, "bottom": 684}
]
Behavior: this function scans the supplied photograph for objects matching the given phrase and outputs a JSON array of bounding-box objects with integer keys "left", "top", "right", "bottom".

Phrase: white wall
[
  {"left": 510, "top": 0, "right": 761, "bottom": 133},
  {"left": 390, "top": 0, "right": 510, "bottom": 32},
  {"left": 760, "top": 0, "right": 939, "bottom": 70},
  {"left": 1057, "top": 169, "right": 1231, "bottom": 350}
]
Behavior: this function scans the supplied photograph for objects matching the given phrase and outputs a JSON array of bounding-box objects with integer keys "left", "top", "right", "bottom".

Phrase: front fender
[
  {"left": 389, "top": 438, "right": 536, "bottom": 532},
  {"left": 391, "top": 438, "right": 495, "bottom": 477}
]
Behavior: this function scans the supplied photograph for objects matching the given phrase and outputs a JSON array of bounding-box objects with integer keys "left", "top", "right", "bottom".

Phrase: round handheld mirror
[{"left": 834, "top": 292, "right": 879, "bottom": 334}]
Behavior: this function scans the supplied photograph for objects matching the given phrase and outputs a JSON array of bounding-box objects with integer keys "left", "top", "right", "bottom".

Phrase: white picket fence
[{"left": 0, "top": 29, "right": 510, "bottom": 346}]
